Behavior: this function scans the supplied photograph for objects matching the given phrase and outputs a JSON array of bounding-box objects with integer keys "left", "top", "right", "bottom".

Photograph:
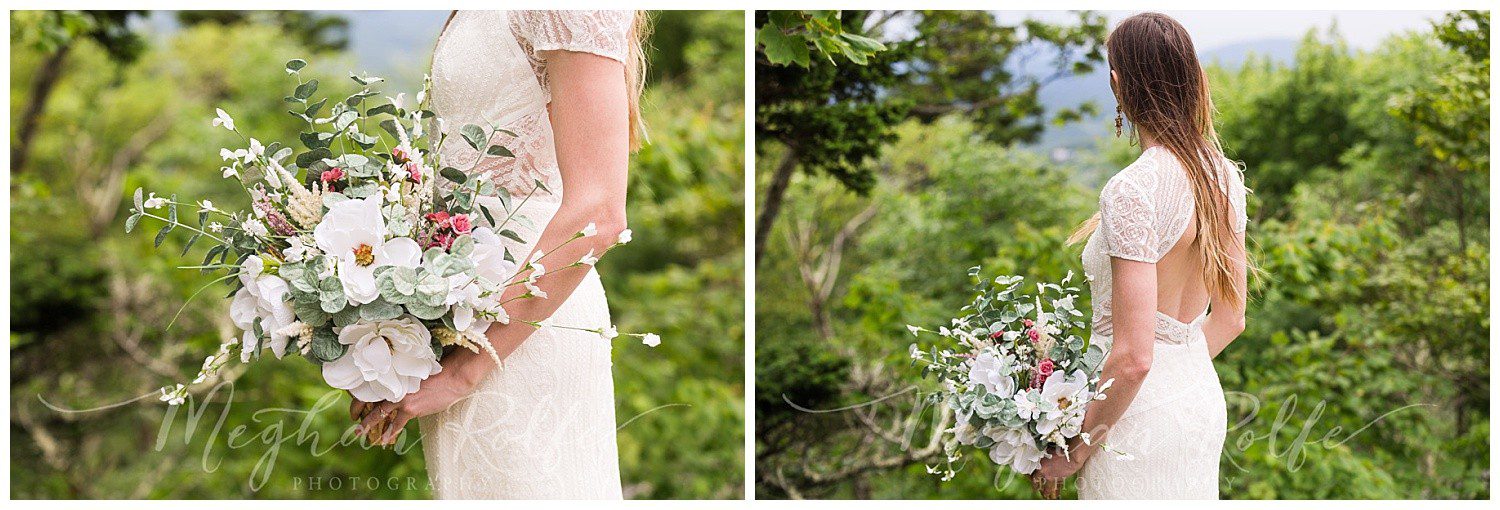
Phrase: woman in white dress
[
  {"left": 1032, "top": 13, "right": 1250, "bottom": 499},
  {"left": 350, "top": 10, "right": 647, "bottom": 499}
]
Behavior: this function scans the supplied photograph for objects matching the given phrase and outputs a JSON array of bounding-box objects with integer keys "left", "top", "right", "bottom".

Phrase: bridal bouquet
[
  {"left": 132, "top": 59, "right": 656, "bottom": 405},
  {"left": 905, "top": 267, "right": 1124, "bottom": 481}
]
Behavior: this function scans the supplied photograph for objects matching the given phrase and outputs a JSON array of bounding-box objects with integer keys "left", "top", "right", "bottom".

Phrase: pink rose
[
  {"left": 320, "top": 167, "right": 345, "bottom": 183},
  {"left": 1037, "top": 358, "right": 1055, "bottom": 378},
  {"left": 405, "top": 161, "right": 423, "bottom": 184},
  {"left": 1022, "top": 319, "right": 1034, "bottom": 328},
  {"left": 1027, "top": 329, "right": 1040, "bottom": 342},
  {"left": 425, "top": 211, "right": 451, "bottom": 226},
  {"left": 450, "top": 214, "right": 472, "bottom": 234},
  {"left": 990, "top": 330, "right": 1004, "bottom": 340}
]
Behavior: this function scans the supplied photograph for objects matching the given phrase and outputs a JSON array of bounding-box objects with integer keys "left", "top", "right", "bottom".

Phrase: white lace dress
[
  {"left": 415, "top": 10, "right": 633, "bottom": 499},
  {"left": 1076, "top": 146, "right": 1246, "bottom": 499}
]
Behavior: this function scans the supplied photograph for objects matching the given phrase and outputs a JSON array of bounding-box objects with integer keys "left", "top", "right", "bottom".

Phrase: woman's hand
[
  {"left": 356, "top": 352, "right": 488, "bottom": 445},
  {"left": 1031, "top": 442, "right": 1091, "bottom": 499}
]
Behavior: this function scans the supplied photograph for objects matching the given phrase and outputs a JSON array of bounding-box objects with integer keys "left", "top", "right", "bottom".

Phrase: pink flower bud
[
  {"left": 405, "top": 161, "right": 423, "bottom": 184},
  {"left": 1027, "top": 329, "right": 1040, "bottom": 342},
  {"left": 320, "top": 167, "right": 345, "bottom": 183},
  {"left": 1038, "top": 358, "right": 1055, "bottom": 378}
]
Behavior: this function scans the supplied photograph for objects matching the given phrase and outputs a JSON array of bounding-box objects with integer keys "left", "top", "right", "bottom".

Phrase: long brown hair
[
  {"left": 624, "top": 11, "right": 651, "bottom": 151},
  {"left": 1069, "top": 12, "right": 1249, "bottom": 308}
]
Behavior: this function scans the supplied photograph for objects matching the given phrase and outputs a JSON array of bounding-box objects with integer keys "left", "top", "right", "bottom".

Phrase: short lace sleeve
[
  {"left": 1098, "top": 174, "right": 1167, "bottom": 263},
  {"left": 511, "top": 10, "right": 634, "bottom": 63}
]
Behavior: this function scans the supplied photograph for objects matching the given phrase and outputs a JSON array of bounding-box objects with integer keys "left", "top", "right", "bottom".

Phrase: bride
[
  {"left": 348, "top": 10, "right": 647, "bottom": 499},
  {"left": 1032, "top": 12, "right": 1249, "bottom": 499}
]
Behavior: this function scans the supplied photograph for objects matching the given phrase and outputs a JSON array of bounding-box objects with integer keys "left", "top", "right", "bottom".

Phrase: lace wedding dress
[
  {"left": 1076, "top": 146, "right": 1247, "bottom": 499},
  {"left": 415, "top": 10, "right": 633, "bottom": 499}
]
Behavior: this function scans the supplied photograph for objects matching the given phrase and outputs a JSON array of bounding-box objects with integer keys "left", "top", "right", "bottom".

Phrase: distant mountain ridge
[{"left": 1030, "top": 37, "right": 1299, "bottom": 154}]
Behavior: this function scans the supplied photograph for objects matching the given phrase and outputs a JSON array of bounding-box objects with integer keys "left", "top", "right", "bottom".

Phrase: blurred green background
[
  {"left": 755, "top": 10, "right": 1487, "bottom": 499},
  {"left": 10, "top": 10, "right": 744, "bottom": 499}
]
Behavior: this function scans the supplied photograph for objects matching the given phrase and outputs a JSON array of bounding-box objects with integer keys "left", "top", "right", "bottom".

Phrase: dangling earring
[{"left": 1114, "top": 105, "right": 1124, "bottom": 138}]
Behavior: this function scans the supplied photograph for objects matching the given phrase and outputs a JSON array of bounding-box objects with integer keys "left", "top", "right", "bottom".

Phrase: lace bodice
[
  {"left": 429, "top": 10, "right": 633, "bottom": 199},
  {"left": 1080, "top": 146, "right": 1247, "bottom": 343}
]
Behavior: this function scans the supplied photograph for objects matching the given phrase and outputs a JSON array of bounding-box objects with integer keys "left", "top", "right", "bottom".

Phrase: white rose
[{"left": 321, "top": 316, "right": 442, "bottom": 403}]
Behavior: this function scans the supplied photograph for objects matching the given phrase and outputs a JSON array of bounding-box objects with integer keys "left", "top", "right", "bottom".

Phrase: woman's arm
[
  {"left": 1035, "top": 257, "right": 1157, "bottom": 484},
  {"left": 1203, "top": 231, "right": 1247, "bottom": 358},
  {"left": 359, "top": 50, "right": 631, "bottom": 443}
]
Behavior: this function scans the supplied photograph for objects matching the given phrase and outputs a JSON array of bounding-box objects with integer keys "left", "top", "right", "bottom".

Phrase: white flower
[
  {"left": 468, "top": 227, "right": 520, "bottom": 283},
  {"left": 616, "top": 229, "right": 632, "bottom": 244},
  {"left": 906, "top": 324, "right": 921, "bottom": 336},
  {"left": 142, "top": 192, "right": 167, "bottom": 210},
  {"left": 600, "top": 325, "right": 619, "bottom": 340},
  {"left": 207, "top": 222, "right": 224, "bottom": 233},
  {"left": 524, "top": 280, "right": 548, "bottom": 299},
  {"left": 387, "top": 93, "right": 405, "bottom": 111},
  {"left": 1038, "top": 370, "right": 1089, "bottom": 421},
  {"left": 967, "top": 350, "right": 1016, "bottom": 397},
  {"left": 246, "top": 138, "right": 265, "bottom": 162},
  {"left": 642, "top": 333, "right": 661, "bottom": 347},
  {"left": 159, "top": 384, "right": 187, "bottom": 405},
  {"left": 579, "top": 250, "right": 598, "bottom": 266},
  {"left": 1013, "top": 389, "right": 1042, "bottom": 421},
  {"left": 908, "top": 343, "right": 921, "bottom": 360},
  {"left": 580, "top": 222, "right": 597, "bottom": 237},
  {"left": 242, "top": 218, "right": 269, "bottom": 238},
  {"left": 313, "top": 197, "right": 422, "bottom": 305},
  {"left": 221, "top": 165, "right": 238, "bottom": 179},
  {"left": 283, "top": 235, "right": 317, "bottom": 263},
  {"left": 229, "top": 255, "right": 296, "bottom": 361},
  {"left": 198, "top": 200, "right": 216, "bottom": 211},
  {"left": 321, "top": 316, "right": 443, "bottom": 403},
  {"left": 986, "top": 427, "right": 1046, "bottom": 474},
  {"left": 211, "top": 108, "right": 235, "bottom": 131}
]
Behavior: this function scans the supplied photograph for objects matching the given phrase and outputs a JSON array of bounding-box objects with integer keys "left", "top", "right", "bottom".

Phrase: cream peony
[
  {"left": 321, "top": 315, "right": 442, "bottom": 403},
  {"left": 313, "top": 196, "right": 422, "bottom": 305},
  {"left": 230, "top": 255, "right": 296, "bottom": 361}
]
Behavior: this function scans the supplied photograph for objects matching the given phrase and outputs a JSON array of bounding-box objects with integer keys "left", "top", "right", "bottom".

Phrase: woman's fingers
[
  {"left": 358, "top": 402, "right": 392, "bottom": 441},
  {"left": 379, "top": 410, "right": 411, "bottom": 446},
  {"left": 349, "top": 397, "right": 372, "bottom": 422}
]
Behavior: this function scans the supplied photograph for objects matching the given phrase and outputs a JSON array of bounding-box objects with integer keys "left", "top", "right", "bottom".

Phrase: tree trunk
[
  {"left": 755, "top": 147, "right": 799, "bottom": 264},
  {"left": 13, "top": 43, "right": 73, "bottom": 174}
]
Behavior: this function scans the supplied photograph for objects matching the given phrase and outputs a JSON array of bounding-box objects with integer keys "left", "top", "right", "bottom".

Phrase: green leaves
[
  {"left": 757, "top": 22, "right": 811, "bottom": 67},
  {"left": 440, "top": 166, "right": 467, "bottom": 184},
  {"left": 459, "top": 124, "right": 488, "bottom": 151},
  {"left": 485, "top": 144, "right": 514, "bottom": 158},
  {"left": 317, "top": 276, "right": 346, "bottom": 313},
  {"left": 308, "top": 327, "right": 344, "bottom": 363},
  {"left": 285, "top": 58, "right": 307, "bottom": 73},
  {"left": 757, "top": 10, "right": 886, "bottom": 68},
  {"left": 293, "top": 79, "right": 318, "bottom": 101}
]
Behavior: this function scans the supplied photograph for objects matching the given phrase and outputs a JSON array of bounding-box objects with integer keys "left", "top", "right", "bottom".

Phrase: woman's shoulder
[{"left": 1100, "top": 146, "right": 1174, "bottom": 203}]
